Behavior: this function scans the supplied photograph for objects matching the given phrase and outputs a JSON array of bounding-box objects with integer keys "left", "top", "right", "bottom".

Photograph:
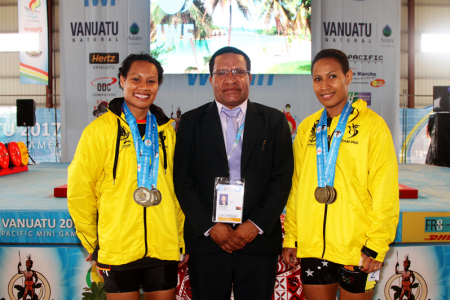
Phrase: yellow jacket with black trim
[
  {"left": 68, "top": 97, "right": 184, "bottom": 266},
  {"left": 284, "top": 99, "right": 399, "bottom": 265}
]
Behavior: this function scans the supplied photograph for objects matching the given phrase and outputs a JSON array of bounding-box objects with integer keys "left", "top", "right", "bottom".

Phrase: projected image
[{"left": 150, "top": 0, "right": 311, "bottom": 74}]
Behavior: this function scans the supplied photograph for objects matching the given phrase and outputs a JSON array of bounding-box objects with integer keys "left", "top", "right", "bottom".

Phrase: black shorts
[
  {"left": 300, "top": 258, "right": 377, "bottom": 293},
  {"left": 102, "top": 263, "right": 178, "bottom": 293}
]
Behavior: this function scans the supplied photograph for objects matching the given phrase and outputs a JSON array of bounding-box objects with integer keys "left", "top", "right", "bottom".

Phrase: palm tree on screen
[
  {"left": 258, "top": 0, "right": 295, "bottom": 58},
  {"left": 208, "top": 0, "right": 254, "bottom": 46},
  {"left": 151, "top": 0, "right": 213, "bottom": 73}
]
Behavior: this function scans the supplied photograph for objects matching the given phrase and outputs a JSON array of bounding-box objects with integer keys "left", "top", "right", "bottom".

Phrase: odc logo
[{"left": 158, "top": 0, "right": 193, "bottom": 15}]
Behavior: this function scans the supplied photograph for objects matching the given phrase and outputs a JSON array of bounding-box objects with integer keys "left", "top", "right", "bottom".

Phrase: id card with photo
[{"left": 213, "top": 177, "right": 245, "bottom": 224}]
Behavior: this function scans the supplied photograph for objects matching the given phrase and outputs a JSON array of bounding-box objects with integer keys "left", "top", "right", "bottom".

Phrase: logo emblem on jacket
[
  {"left": 309, "top": 120, "right": 319, "bottom": 144},
  {"left": 120, "top": 126, "right": 131, "bottom": 145},
  {"left": 347, "top": 124, "right": 360, "bottom": 139}
]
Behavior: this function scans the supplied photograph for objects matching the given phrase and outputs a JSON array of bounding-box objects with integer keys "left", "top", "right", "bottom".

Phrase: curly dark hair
[
  {"left": 311, "top": 49, "right": 350, "bottom": 75},
  {"left": 118, "top": 52, "right": 164, "bottom": 89},
  {"left": 209, "top": 46, "right": 251, "bottom": 74}
]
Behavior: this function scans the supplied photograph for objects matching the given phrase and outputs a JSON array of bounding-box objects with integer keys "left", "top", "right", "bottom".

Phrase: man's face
[
  {"left": 312, "top": 57, "right": 352, "bottom": 114},
  {"left": 210, "top": 53, "right": 252, "bottom": 109},
  {"left": 26, "top": 261, "right": 32, "bottom": 270}
]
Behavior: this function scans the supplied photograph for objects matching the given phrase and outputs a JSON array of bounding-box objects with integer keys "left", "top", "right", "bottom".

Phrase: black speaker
[
  {"left": 16, "top": 99, "right": 36, "bottom": 127},
  {"left": 426, "top": 112, "right": 450, "bottom": 167}
]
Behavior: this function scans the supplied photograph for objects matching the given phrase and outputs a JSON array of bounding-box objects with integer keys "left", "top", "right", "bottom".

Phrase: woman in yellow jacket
[
  {"left": 282, "top": 49, "right": 399, "bottom": 300},
  {"left": 68, "top": 53, "right": 187, "bottom": 300}
]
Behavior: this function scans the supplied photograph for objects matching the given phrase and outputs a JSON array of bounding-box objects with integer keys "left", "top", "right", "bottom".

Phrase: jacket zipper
[
  {"left": 143, "top": 207, "right": 148, "bottom": 257},
  {"left": 321, "top": 204, "right": 328, "bottom": 258}
]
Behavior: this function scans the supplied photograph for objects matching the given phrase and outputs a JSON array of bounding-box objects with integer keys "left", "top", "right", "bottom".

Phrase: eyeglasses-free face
[{"left": 209, "top": 53, "right": 253, "bottom": 109}]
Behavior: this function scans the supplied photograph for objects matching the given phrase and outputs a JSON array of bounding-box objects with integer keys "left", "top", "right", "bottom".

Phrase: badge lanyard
[
  {"left": 122, "top": 102, "right": 159, "bottom": 190},
  {"left": 227, "top": 120, "right": 245, "bottom": 160},
  {"left": 316, "top": 101, "right": 352, "bottom": 188}
]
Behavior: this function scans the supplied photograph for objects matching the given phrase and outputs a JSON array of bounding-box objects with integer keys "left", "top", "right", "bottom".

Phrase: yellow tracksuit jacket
[
  {"left": 284, "top": 100, "right": 399, "bottom": 265},
  {"left": 68, "top": 97, "right": 184, "bottom": 266}
]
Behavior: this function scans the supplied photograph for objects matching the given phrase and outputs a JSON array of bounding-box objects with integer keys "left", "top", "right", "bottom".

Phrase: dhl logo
[{"left": 424, "top": 234, "right": 450, "bottom": 241}]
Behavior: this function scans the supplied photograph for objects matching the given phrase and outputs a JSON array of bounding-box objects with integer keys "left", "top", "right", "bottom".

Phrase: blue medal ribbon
[
  {"left": 316, "top": 100, "right": 352, "bottom": 188},
  {"left": 122, "top": 102, "right": 159, "bottom": 191},
  {"left": 227, "top": 121, "right": 245, "bottom": 160}
]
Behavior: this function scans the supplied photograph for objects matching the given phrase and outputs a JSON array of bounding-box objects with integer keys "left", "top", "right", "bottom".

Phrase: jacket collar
[{"left": 108, "top": 97, "right": 170, "bottom": 126}]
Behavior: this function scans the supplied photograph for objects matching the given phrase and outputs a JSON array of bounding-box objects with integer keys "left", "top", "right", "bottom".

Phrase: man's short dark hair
[
  {"left": 209, "top": 46, "right": 251, "bottom": 74},
  {"left": 311, "top": 49, "right": 349, "bottom": 75},
  {"left": 118, "top": 52, "right": 164, "bottom": 89}
]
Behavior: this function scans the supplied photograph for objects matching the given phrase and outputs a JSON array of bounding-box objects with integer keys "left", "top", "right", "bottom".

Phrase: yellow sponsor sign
[{"left": 402, "top": 211, "right": 450, "bottom": 243}]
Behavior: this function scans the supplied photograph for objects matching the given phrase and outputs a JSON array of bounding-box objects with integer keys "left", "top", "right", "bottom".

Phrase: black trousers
[{"left": 188, "top": 251, "right": 278, "bottom": 300}]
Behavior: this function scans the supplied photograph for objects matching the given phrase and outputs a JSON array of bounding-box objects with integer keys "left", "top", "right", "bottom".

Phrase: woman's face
[
  {"left": 120, "top": 60, "right": 159, "bottom": 118},
  {"left": 312, "top": 57, "right": 352, "bottom": 115}
]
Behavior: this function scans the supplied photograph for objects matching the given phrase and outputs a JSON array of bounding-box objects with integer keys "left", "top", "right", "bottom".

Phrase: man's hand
[
  {"left": 234, "top": 220, "right": 259, "bottom": 245},
  {"left": 360, "top": 253, "right": 383, "bottom": 273},
  {"left": 282, "top": 248, "right": 299, "bottom": 269},
  {"left": 209, "top": 223, "right": 245, "bottom": 253}
]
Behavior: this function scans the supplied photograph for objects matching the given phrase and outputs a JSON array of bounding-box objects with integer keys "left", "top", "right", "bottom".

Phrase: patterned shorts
[{"left": 300, "top": 258, "right": 377, "bottom": 293}]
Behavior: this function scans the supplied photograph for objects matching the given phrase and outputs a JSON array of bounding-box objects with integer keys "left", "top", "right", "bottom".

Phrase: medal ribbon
[
  {"left": 316, "top": 100, "right": 352, "bottom": 188},
  {"left": 227, "top": 121, "right": 245, "bottom": 160},
  {"left": 122, "top": 102, "right": 159, "bottom": 190}
]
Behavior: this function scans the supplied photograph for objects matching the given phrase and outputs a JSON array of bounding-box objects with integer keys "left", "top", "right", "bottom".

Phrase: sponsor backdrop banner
[
  {"left": 18, "top": 0, "right": 49, "bottom": 85},
  {"left": 311, "top": 0, "right": 400, "bottom": 156},
  {"left": 374, "top": 244, "right": 450, "bottom": 300},
  {"left": 399, "top": 107, "right": 432, "bottom": 163},
  {"left": 0, "top": 211, "right": 77, "bottom": 244},
  {"left": 1, "top": 244, "right": 449, "bottom": 300},
  {"left": 60, "top": 0, "right": 150, "bottom": 161},
  {"left": 60, "top": 1, "right": 399, "bottom": 163},
  {"left": 0, "top": 108, "right": 61, "bottom": 163}
]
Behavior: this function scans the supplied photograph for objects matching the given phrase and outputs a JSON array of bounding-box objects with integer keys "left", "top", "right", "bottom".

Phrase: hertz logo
[{"left": 89, "top": 53, "right": 119, "bottom": 64}]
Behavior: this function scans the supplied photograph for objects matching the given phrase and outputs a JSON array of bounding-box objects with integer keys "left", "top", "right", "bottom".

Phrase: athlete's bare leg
[
  {"left": 107, "top": 291, "right": 141, "bottom": 300},
  {"left": 303, "top": 283, "right": 339, "bottom": 300},
  {"left": 144, "top": 288, "right": 176, "bottom": 300},
  {"left": 339, "top": 287, "right": 374, "bottom": 300}
]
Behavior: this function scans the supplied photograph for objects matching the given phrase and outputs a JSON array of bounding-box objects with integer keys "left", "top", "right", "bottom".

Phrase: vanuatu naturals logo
[{"left": 130, "top": 23, "right": 139, "bottom": 35}]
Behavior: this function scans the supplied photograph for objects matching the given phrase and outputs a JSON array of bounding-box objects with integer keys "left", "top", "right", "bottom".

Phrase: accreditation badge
[{"left": 212, "top": 177, "right": 245, "bottom": 224}]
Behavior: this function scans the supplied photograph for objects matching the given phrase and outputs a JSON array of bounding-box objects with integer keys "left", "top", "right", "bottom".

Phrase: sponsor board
[
  {"left": 348, "top": 92, "right": 371, "bottom": 106},
  {"left": 372, "top": 244, "right": 450, "bottom": 300},
  {"left": 18, "top": 0, "right": 49, "bottom": 85},
  {"left": 402, "top": 212, "right": 450, "bottom": 243},
  {"left": 0, "top": 211, "right": 78, "bottom": 244},
  {"left": 323, "top": 22, "right": 374, "bottom": 44},
  {"left": 0, "top": 108, "right": 61, "bottom": 163}
]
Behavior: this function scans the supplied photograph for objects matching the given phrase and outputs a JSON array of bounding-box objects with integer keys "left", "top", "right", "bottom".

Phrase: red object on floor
[
  {"left": 7, "top": 142, "right": 22, "bottom": 167},
  {"left": 0, "top": 165, "right": 28, "bottom": 176},
  {"left": 54, "top": 184, "right": 67, "bottom": 198},
  {"left": 0, "top": 143, "right": 9, "bottom": 169},
  {"left": 399, "top": 184, "right": 418, "bottom": 199}
]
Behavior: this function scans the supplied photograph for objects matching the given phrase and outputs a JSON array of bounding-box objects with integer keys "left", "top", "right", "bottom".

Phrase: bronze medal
[
  {"left": 133, "top": 187, "right": 154, "bottom": 207},
  {"left": 326, "top": 186, "right": 337, "bottom": 204},
  {"left": 150, "top": 189, "right": 162, "bottom": 206},
  {"left": 314, "top": 187, "right": 329, "bottom": 204}
]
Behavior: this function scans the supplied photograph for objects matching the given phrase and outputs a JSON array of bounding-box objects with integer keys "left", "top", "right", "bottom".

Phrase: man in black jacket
[{"left": 174, "top": 47, "right": 294, "bottom": 300}]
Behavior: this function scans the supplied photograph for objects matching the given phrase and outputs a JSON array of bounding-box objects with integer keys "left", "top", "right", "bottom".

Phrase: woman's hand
[
  {"left": 86, "top": 252, "right": 97, "bottom": 266},
  {"left": 178, "top": 254, "right": 190, "bottom": 268}
]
